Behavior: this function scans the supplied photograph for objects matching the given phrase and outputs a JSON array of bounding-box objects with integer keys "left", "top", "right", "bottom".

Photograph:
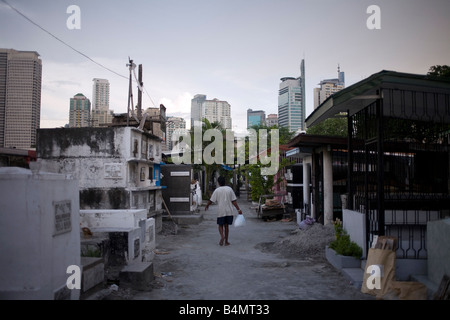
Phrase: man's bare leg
[
  {"left": 224, "top": 224, "right": 230, "bottom": 246},
  {"left": 218, "top": 225, "right": 224, "bottom": 246}
]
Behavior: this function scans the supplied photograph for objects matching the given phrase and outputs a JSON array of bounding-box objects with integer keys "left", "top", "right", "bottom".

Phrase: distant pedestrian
[
  {"left": 205, "top": 176, "right": 242, "bottom": 246},
  {"left": 194, "top": 179, "right": 202, "bottom": 207},
  {"left": 191, "top": 179, "right": 202, "bottom": 212}
]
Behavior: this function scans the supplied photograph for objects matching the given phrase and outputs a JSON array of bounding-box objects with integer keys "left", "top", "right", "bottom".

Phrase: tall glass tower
[
  {"left": 0, "top": 49, "right": 42, "bottom": 149},
  {"left": 278, "top": 59, "right": 305, "bottom": 132}
]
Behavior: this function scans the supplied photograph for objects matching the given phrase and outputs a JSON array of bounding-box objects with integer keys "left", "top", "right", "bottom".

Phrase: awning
[{"left": 305, "top": 70, "right": 450, "bottom": 128}]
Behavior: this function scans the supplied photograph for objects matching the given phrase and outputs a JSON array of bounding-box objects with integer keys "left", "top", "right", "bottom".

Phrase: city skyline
[{"left": 1, "top": 1, "right": 449, "bottom": 134}]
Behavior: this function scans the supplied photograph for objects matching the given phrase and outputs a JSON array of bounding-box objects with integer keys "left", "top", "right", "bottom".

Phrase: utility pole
[
  {"left": 126, "top": 58, "right": 135, "bottom": 126},
  {"left": 137, "top": 64, "right": 143, "bottom": 120}
]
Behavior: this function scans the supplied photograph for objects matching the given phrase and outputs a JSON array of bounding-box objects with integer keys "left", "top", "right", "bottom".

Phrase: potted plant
[{"left": 326, "top": 218, "right": 362, "bottom": 269}]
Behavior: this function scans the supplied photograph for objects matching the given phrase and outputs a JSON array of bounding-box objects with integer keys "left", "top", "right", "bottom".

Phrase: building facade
[
  {"left": 91, "top": 78, "right": 113, "bottom": 127},
  {"left": 165, "top": 116, "right": 187, "bottom": 151},
  {"left": 313, "top": 66, "right": 345, "bottom": 109},
  {"left": 190, "top": 94, "right": 232, "bottom": 129},
  {"left": 0, "top": 49, "right": 42, "bottom": 149},
  {"left": 247, "top": 109, "right": 266, "bottom": 128},
  {"left": 266, "top": 114, "right": 278, "bottom": 127},
  {"left": 69, "top": 93, "right": 91, "bottom": 128},
  {"left": 278, "top": 59, "right": 305, "bottom": 133},
  {"left": 190, "top": 94, "right": 206, "bottom": 129}
]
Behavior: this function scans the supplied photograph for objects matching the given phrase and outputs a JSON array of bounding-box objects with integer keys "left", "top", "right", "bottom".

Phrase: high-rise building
[
  {"left": 190, "top": 95, "right": 232, "bottom": 129},
  {"left": 92, "top": 78, "right": 109, "bottom": 110},
  {"left": 190, "top": 94, "right": 206, "bottom": 129},
  {"left": 0, "top": 49, "right": 42, "bottom": 149},
  {"left": 313, "top": 65, "right": 345, "bottom": 109},
  {"left": 247, "top": 109, "right": 266, "bottom": 128},
  {"left": 278, "top": 59, "right": 305, "bottom": 132},
  {"left": 69, "top": 93, "right": 91, "bottom": 128},
  {"left": 165, "top": 116, "right": 187, "bottom": 151},
  {"left": 91, "top": 78, "right": 113, "bottom": 127},
  {"left": 266, "top": 114, "right": 278, "bottom": 127}
]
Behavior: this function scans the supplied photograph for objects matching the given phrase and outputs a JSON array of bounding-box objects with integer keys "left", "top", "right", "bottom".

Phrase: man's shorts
[{"left": 217, "top": 215, "right": 234, "bottom": 226}]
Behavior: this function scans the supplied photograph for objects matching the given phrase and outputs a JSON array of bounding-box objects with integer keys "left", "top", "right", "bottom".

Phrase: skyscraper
[
  {"left": 247, "top": 109, "right": 266, "bottom": 129},
  {"left": 190, "top": 94, "right": 206, "bottom": 129},
  {"left": 165, "top": 116, "right": 187, "bottom": 151},
  {"left": 91, "top": 78, "right": 113, "bottom": 127},
  {"left": 313, "top": 65, "right": 345, "bottom": 109},
  {"left": 278, "top": 59, "right": 305, "bottom": 132},
  {"left": 0, "top": 49, "right": 42, "bottom": 149},
  {"left": 92, "top": 78, "right": 109, "bottom": 110},
  {"left": 69, "top": 93, "right": 91, "bottom": 128},
  {"left": 190, "top": 95, "right": 232, "bottom": 129}
]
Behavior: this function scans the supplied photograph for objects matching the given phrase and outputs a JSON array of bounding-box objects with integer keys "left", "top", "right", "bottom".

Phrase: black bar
[{"left": 376, "top": 90, "right": 385, "bottom": 236}]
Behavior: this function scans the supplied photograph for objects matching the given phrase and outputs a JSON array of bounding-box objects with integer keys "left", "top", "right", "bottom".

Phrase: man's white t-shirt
[{"left": 209, "top": 186, "right": 237, "bottom": 217}]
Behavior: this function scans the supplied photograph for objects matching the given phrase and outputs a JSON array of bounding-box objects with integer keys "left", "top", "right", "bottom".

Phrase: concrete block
[
  {"left": 325, "top": 245, "right": 361, "bottom": 269},
  {"left": 119, "top": 261, "right": 154, "bottom": 291},
  {"left": 81, "top": 257, "right": 104, "bottom": 293}
]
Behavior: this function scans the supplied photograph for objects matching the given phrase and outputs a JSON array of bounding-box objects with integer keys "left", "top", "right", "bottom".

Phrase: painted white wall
[
  {"left": 0, "top": 167, "right": 80, "bottom": 300},
  {"left": 343, "top": 209, "right": 367, "bottom": 257},
  {"left": 80, "top": 209, "right": 147, "bottom": 229}
]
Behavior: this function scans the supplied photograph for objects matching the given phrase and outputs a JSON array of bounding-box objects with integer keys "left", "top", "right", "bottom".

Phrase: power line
[
  {"left": 2, "top": 0, "right": 158, "bottom": 107},
  {"left": 1, "top": 0, "right": 128, "bottom": 80}
]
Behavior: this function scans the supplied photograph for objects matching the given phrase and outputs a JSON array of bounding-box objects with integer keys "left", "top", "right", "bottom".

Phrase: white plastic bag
[{"left": 234, "top": 214, "right": 246, "bottom": 227}]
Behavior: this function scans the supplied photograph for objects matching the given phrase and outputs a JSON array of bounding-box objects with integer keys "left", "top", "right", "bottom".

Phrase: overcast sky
[{"left": 1, "top": 0, "right": 449, "bottom": 133}]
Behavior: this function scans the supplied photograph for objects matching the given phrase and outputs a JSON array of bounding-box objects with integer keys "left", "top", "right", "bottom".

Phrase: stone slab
[
  {"left": 119, "top": 261, "right": 154, "bottom": 291},
  {"left": 81, "top": 257, "right": 104, "bottom": 293}
]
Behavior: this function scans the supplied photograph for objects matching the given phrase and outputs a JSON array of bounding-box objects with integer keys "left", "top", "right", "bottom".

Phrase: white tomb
[{"left": 0, "top": 167, "right": 80, "bottom": 300}]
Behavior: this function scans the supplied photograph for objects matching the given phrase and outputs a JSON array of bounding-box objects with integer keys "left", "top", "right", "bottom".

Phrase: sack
[
  {"left": 380, "top": 280, "right": 428, "bottom": 300},
  {"left": 298, "top": 216, "right": 315, "bottom": 230},
  {"left": 361, "top": 247, "right": 396, "bottom": 297},
  {"left": 234, "top": 214, "right": 246, "bottom": 227}
]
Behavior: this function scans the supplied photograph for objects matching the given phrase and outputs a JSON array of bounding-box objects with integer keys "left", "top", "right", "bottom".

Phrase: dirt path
[{"left": 127, "top": 195, "right": 372, "bottom": 301}]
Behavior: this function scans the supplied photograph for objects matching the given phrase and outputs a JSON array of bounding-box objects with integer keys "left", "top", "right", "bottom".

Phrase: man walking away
[{"left": 205, "top": 176, "right": 243, "bottom": 246}]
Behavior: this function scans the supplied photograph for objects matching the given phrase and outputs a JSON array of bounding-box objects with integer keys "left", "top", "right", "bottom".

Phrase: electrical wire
[{"left": 2, "top": 0, "right": 158, "bottom": 107}]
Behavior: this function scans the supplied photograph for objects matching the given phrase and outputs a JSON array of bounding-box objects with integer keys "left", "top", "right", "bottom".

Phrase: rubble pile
[{"left": 263, "top": 223, "right": 336, "bottom": 259}]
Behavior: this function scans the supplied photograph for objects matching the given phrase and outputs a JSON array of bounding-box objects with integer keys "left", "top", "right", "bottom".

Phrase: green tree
[
  {"left": 427, "top": 65, "right": 450, "bottom": 79},
  {"left": 189, "top": 118, "right": 226, "bottom": 199},
  {"left": 306, "top": 117, "right": 348, "bottom": 137},
  {"left": 248, "top": 124, "right": 295, "bottom": 145},
  {"left": 244, "top": 124, "right": 295, "bottom": 201}
]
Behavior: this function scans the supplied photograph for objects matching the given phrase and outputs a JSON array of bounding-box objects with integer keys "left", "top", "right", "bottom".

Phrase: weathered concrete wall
[
  {"left": 36, "top": 127, "right": 163, "bottom": 217},
  {"left": 37, "top": 127, "right": 121, "bottom": 159},
  {"left": 0, "top": 167, "right": 80, "bottom": 300},
  {"left": 427, "top": 218, "right": 450, "bottom": 285},
  {"left": 37, "top": 127, "right": 126, "bottom": 189},
  {"left": 79, "top": 188, "right": 130, "bottom": 209}
]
